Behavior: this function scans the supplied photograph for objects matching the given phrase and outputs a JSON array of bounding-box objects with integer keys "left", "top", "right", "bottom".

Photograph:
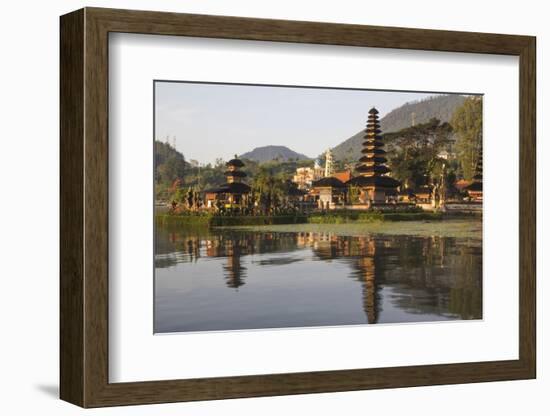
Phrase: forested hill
[
  {"left": 381, "top": 94, "right": 467, "bottom": 133},
  {"left": 240, "top": 145, "right": 311, "bottom": 163},
  {"left": 155, "top": 141, "right": 187, "bottom": 185},
  {"left": 332, "top": 94, "right": 467, "bottom": 162}
]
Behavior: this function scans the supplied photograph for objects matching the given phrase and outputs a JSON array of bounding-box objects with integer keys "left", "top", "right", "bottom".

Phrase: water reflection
[{"left": 155, "top": 226, "right": 482, "bottom": 332}]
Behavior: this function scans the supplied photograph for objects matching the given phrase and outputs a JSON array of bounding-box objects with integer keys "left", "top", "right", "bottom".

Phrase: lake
[{"left": 155, "top": 220, "right": 482, "bottom": 333}]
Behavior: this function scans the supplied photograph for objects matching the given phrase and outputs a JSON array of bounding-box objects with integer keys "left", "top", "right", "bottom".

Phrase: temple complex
[
  {"left": 171, "top": 105, "right": 481, "bottom": 214},
  {"left": 346, "top": 107, "right": 400, "bottom": 203}
]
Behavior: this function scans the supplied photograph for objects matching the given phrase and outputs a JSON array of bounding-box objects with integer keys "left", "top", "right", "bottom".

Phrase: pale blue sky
[{"left": 154, "top": 81, "right": 438, "bottom": 165}]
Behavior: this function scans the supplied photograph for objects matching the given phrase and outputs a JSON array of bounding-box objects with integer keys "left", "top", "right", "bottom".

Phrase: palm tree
[{"left": 253, "top": 168, "right": 286, "bottom": 214}]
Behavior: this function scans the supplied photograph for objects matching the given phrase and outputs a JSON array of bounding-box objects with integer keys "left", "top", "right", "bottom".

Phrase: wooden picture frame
[{"left": 60, "top": 7, "right": 536, "bottom": 408}]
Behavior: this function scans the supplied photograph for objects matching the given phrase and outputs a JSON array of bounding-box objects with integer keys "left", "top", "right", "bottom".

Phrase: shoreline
[
  {"left": 156, "top": 213, "right": 482, "bottom": 240},
  {"left": 220, "top": 219, "right": 482, "bottom": 240},
  {"left": 156, "top": 210, "right": 481, "bottom": 228}
]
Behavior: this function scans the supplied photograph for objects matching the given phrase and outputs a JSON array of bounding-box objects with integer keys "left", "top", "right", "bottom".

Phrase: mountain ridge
[
  {"left": 331, "top": 94, "right": 467, "bottom": 162},
  {"left": 240, "top": 145, "right": 311, "bottom": 163}
]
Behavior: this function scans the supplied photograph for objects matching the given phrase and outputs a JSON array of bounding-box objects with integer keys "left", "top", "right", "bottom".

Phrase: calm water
[{"left": 154, "top": 224, "right": 482, "bottom": 333}]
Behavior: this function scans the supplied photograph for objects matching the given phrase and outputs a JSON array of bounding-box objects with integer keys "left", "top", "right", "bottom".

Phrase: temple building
[
  {"left": 285, "top": 181, "right": 308, "bottom": 204},
  {"left": 346, "top": 107, "right": 400, "bottom": 203},
  {"left": 465, "top": 146, "right": 483, "bottom": 201},
  {"left": 311, "top": 177, "right": 346, "bottom": 210},
  {"left": 204, "top": 156, "right": 251, "bottom": 209},
  {"left": 397, "top": 188, "right": 416, "bottom": 203},
  {"left": 292, "top": 162, "right": 324, "bottom": 189},
  {"left": 415, "top": 186, "right": 433, "bottom": 204}
]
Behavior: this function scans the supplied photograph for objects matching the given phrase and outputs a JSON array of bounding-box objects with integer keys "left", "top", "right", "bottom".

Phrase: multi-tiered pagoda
[
  {"left": 465, "top": 146, "right": 483, "bottom": 201},
  {"left": 224, "top": 157, "right": 247, "bottom": 184},
  {"left": 204, "top": 156, "right": 251, "bottom": 208},
  {"left": 347, "top": 107, "right": 400, "bottom": 203}
]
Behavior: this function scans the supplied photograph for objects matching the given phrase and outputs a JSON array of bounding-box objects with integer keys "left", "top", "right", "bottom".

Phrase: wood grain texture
[
  {"left": 59, "top": 7, "right": 537, "bottom": 408},
  {"left": 83, "top": 10, "right": 110, "bottom": 406},
  {"left": 518, "top": 38, "right": 536, "bottom": 376},
  {"left": 59, "top": 8, "right": 84, "bottom": 407},
  {"left": 89, "top": 7, "right": 532, "bottom": 54}
]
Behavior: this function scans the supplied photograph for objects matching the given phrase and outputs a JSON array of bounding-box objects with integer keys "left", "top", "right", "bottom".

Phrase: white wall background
[{"left": 0, "top": 0, "right": 546, "bottom": 414}]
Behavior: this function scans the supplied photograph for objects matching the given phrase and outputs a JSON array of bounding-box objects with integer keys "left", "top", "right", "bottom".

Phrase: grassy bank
[
  {"left": 156, "top": 213, "right": 308, "bottom": 227},
  {"left": 225, "top": 219, "right": 483, "bottom": 240},
  {"left": 156, "top": 209, "right": 479, "bottom": 228},
  {"left": 155, "top": 213, "right": 212, "bottom": 227},
  {"left": 210, "top": 215, "right": 308, "bottom": 226},
  {"left": 308, "top": 210, "right": 444, "bottom": 223}
]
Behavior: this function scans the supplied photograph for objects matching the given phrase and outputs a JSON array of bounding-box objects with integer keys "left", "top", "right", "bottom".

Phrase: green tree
[
  {"left": 252, "top": 168, "right": 286, "bottom": 214},
  {"left": 159, "top": 155, "right": 186, "bottom": 183},
  {"left": 171, "top": 188, "right": 186, "bottom": 205},
  {"left": 451, "top": 97, "right": 482, "bottom": 180},
  {"left": 154, "top": 140, "right": 186, "bottom": 185},
  {"left": 385, "top": 118, "right": 453, "bottom": 189}
]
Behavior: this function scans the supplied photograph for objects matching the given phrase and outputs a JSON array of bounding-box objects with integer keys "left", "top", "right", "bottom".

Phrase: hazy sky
[{"left": 155, "top": 81, "right": 439, "bottom": 165}]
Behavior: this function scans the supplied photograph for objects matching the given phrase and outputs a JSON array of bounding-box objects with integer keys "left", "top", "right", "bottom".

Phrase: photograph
[{"left": 153, "top": 81, "right": 483, "bottom": 333}]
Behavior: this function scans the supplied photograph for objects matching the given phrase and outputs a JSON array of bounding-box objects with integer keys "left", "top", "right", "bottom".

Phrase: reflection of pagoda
[
  {"left": 465, "top": 146, "right": 483, "bottom": 201},
  {"left": 223, "top": 254, "right": 246, "bottom": 289},
  {"left": 347, "top": 108, "right": 400, "bottom": 203},
  {"left": 353, "top": 238, "right": 379, "bottom": 324},
  {"left": 222, "top": 239, "right": 247, "bottom": 289},
  {"left": 309, "top": 234, "right": 381, "bottom": 324}
]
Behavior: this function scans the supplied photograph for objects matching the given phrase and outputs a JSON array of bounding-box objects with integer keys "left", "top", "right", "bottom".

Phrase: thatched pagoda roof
[
  {"left": 287, "top": 187, "right": 307, "bottom": 196},
  {"left": 364, "top": 129, "right": 382, "bottom": 135},
  {"left": 355, "top": 165, "right": 391, "bottom": 175},
  {"left": 346, "top": 176, "right": 400, "bottom": 188},
  {"left": 361, "top": 148, "right": 386, "bottom": 155},
  {"left": 226, "top": 158, "right": 245, "bottom": 168},
  {"left": 362, "top": 140, "right": 384, "bottom": 147},
  {"left": 205, "top": 182, "right": 251, "bottom": 194},
  {"left": 358, "top": 156, "right": 387, "bottom": 164},
  {"left": 312, "top": 177, "right": 346, "bottom": 188},
  {"left": 224, "top": 170, "right": 247, "bottom": 178},
  {"left": 468, "top": 147, "right": 483, "bottom": 191}
]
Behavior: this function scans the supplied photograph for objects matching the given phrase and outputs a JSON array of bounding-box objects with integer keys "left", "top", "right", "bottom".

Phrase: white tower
[{"left": 324, "top": 148, "right": 334, "bottom": 177}]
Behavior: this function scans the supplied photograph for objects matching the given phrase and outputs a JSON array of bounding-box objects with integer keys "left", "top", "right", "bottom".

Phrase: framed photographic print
[{"left": 60, "top": 7, "right": 536, "bottom": 408}]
